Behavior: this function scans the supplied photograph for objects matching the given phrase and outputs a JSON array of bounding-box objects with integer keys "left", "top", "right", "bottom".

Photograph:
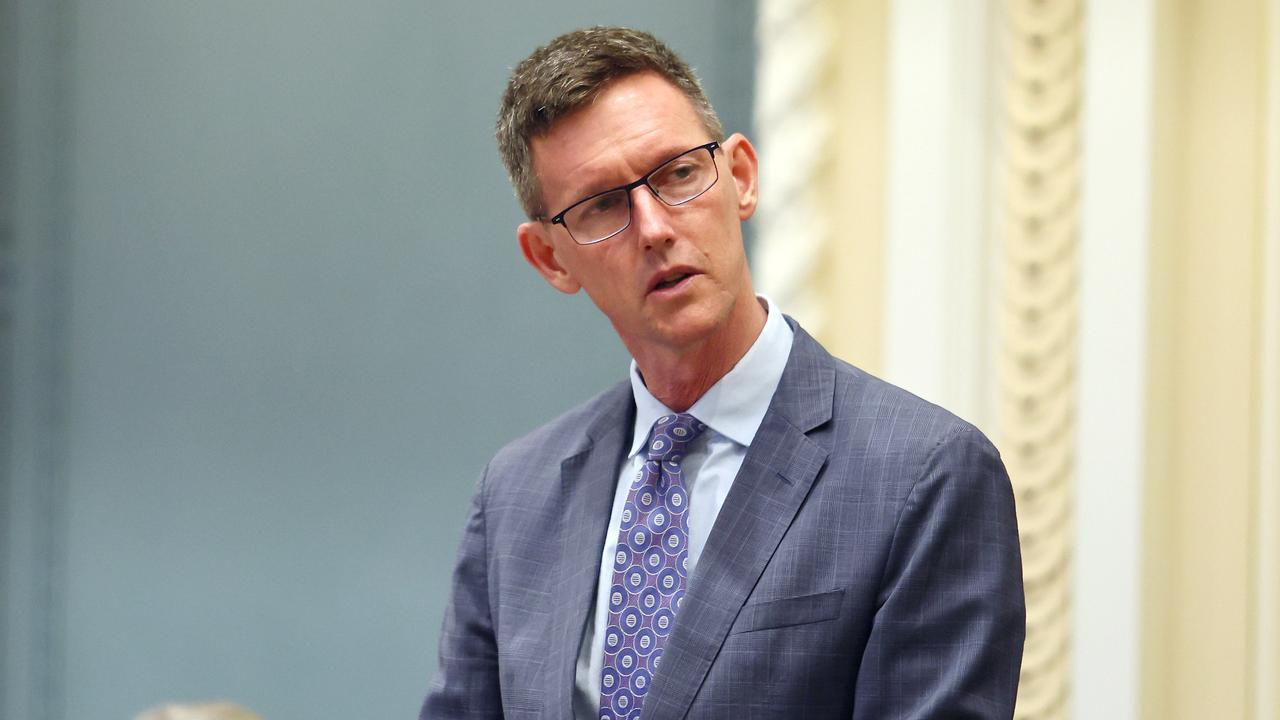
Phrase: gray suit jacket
[{"left": 422, "top": 321, "right": 1025, "bottom": 719}]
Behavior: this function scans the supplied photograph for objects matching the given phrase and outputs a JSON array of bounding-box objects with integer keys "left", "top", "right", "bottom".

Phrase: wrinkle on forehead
[{"left": 530, "top": 72, "right": 712, "bottom": 213}]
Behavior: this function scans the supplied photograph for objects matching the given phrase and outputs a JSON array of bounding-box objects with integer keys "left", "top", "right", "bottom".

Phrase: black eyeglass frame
[{"left": 546, "top": 141, "right": 722, "bottom": 245}]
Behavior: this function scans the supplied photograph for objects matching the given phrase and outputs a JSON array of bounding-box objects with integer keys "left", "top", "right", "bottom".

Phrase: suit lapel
[
  {"left": 546, "top": 383, "right": 634, "bottom": 717},
  {"left": 643, "top": 325, "right": 835, "bottom": 719}
]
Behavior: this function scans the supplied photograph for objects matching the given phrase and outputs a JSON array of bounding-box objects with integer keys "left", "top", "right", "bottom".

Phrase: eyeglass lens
[{"left": 563, "top": 145, "right": 718, "bottom": 245}]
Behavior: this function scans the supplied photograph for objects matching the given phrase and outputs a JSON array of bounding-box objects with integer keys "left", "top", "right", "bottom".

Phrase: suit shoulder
[
  {"left": 812, "top": 355, "right": 1010, "bottom": 520},
  {"left": 826, "top": 355, "right": 998, "bottom": 461}
]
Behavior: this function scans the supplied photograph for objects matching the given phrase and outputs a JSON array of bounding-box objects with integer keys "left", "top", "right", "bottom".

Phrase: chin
[{"left": 649, "top": 305, "right": 733, "bottom": 349}]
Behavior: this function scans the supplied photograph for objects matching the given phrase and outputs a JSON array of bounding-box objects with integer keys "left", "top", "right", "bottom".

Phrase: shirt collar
[{"left": 628, "top": 294, "right": 795, "bottom": 456}]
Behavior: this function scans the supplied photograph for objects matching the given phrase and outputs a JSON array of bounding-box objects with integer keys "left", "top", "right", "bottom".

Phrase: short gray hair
[{"left": 496, "top": 26, "right": 725, "bottom": 219}]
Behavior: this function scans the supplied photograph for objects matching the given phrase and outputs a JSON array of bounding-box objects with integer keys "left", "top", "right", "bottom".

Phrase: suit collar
[
  {"left": 640, "top": 318, "right": 837, "bottom": 719},
  {"left": 543, "top": 321, "right": 837, "bottom": 719},
  {"left": 550, "top": 316, "right": 831, "bottom": 478},
  {"left": 771, "top": 317, "right": 837, "bottom": 433},
  {"left": 547, "top": 381, "right": 634, "bottom": 717}
]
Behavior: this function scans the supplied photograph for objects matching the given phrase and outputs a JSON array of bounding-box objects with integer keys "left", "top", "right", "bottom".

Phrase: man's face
[{"left": 517, "top": 72, "right": 760, "bottom": 359}]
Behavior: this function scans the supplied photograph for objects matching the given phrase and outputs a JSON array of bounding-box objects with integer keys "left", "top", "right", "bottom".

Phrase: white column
[
  {"left": 882, "top": 0, "right": 992, "bottom": 424},
  {"left": 1074, "top": 1, "right": 1154, "bottom": 717}
]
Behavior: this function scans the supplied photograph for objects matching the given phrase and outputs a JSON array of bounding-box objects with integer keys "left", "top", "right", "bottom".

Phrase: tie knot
[{"left": 646, "top": 413, "right": 706, "bottom": 461}]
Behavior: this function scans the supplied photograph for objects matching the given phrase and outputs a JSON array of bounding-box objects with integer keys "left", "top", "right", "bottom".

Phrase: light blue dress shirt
[{"left": 572, "top": 296, "right": 795, "bottom": 717}]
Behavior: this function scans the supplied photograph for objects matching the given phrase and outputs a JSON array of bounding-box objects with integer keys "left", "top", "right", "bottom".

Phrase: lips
[
  {"left": 647, "top": 267, "right": 700, "bottom": 295},
  {"left": 655, "top": 272, "right": 690, "bottom": 290}
]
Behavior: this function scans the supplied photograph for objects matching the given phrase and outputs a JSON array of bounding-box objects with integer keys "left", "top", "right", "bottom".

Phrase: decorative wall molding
[
  {"left": 994, "top": 0, "right": 1082, "bottom": 716},
  {"left": 754, "top": 0, "right": 837, "bottom": 338},
  {"left": 755, "top": 0, "right": 889, "bottom": 372}
]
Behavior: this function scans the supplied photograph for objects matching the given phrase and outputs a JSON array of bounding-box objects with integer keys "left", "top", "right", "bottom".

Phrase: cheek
[
  {"left": 566, "top": 248, "right": 630, "bottom": 293},
  {"left": 553, "top": 242, "right": 598, "bottom": 276}
]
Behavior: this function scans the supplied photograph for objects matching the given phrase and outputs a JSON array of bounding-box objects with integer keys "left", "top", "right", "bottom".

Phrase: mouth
[{"left": 648, "top": 268, "right": 699, "bottom": 295}]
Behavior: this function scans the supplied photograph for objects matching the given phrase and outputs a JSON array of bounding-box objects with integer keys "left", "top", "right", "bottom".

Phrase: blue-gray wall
[{"left": 1, "top": 3, "right": 755, "bottom": 718}]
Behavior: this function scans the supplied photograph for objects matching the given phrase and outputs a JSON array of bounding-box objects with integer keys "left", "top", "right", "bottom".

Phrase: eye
[
  {"left": 668, "top": 162, "right": 696, "bottom": 179},
  {"left": 652, "top": 157, "right": 706, "bottom": 194},
  {"left": 580, "top": 191, "right": 624, "bottom": 217}
]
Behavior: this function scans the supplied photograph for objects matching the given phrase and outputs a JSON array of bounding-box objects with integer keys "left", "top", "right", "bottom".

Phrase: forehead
[{"left": 530, "top": 73, "right": 710, "bottom": 206}]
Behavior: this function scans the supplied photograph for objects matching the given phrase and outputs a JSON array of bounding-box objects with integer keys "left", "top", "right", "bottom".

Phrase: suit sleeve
[
  {"left": 420, "top": 466, "right": 505, "bottom": 720},
  {"left": 852, "top": 427, "right": 1025, "bottom": 719}
]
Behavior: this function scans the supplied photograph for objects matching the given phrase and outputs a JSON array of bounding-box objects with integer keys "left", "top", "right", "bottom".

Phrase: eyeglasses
[{"left": 547, "top": 141, "right": 721, "bottom": 245}]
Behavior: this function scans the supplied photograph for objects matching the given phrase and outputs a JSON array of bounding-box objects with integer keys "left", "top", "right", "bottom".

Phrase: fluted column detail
[
  {"left": 753, "top": 0, "right": 837, "bottom": 335},
  {"left": 996, "top": 1, "right": 1082, "bottom": 717}
]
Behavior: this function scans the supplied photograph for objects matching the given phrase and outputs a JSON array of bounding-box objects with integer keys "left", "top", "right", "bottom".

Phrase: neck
[{"left": 632, "top": 294, "right": 768, "bottom": 412}]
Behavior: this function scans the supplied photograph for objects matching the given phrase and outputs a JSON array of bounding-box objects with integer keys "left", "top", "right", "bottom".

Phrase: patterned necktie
[{"left": 598, "top": 413, "right": 706, "bottom": 720}]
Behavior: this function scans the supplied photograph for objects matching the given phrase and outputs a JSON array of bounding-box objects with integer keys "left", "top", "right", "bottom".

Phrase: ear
[
  {"left": 723, "top": 133, "right": 759, "bottom": 221},
  {"left": 518, "top": 220, "right": 582, "bottom": 294}
]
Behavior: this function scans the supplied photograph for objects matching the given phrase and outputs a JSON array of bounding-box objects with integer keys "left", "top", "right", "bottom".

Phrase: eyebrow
[{"left": 562, "top": 143, "right": 706, "bottom": 206}]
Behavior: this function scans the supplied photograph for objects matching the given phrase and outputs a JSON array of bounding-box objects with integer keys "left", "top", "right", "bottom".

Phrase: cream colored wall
[
  {"left": 825, "top": 0, "right": 888, "bottom": 372},
  {"left": 755, "top": 0, "right": 1280, "bottom": 717},
  {"left": 1144, "top": 0, "right": 1275, "bottom": 717},
  {"left": 754, "top": 0, "right": 888, "bottom": 372},
  {"left": 1257, "top": 3, "right": 1280, "bottom": 716}
]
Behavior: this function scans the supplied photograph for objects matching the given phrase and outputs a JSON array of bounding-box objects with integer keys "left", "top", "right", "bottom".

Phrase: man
[{"left": 422, "top": 27, "right": 1024, "bottom": 719}]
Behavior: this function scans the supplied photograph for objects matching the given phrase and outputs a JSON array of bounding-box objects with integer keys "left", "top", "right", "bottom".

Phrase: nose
[{"left": 629, "top": 185, "right": 676, "bottom": 249}]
